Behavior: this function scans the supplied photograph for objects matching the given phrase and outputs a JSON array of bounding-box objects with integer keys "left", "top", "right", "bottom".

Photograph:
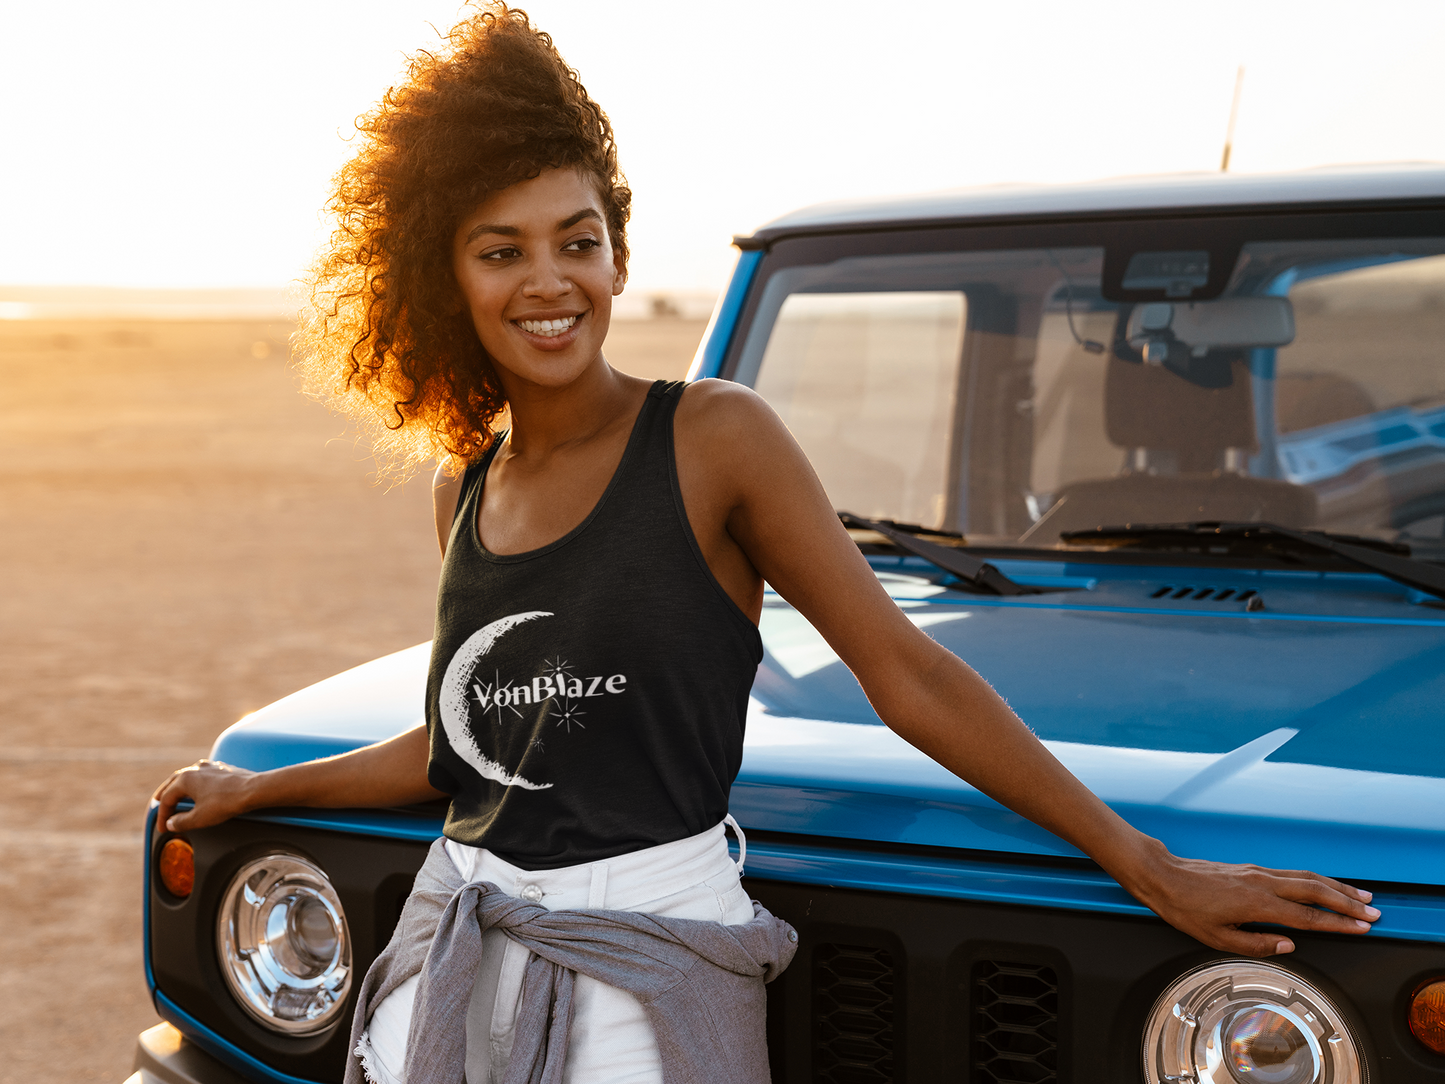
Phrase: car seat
[{"left": 1021, "top": 353, "right": 1317, "bottom": 542}]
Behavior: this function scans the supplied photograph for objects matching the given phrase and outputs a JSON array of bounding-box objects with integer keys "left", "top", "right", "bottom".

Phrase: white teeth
[{"left": 517, "top": 315, "right": 579, "bottom": 337}]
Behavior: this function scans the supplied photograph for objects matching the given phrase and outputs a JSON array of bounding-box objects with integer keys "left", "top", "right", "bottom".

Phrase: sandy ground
[{"left": 0, "top": 317, "right": 705, "bottom": 1083}]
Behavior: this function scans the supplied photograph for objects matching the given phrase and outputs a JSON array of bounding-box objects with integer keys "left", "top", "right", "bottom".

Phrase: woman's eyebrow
[
  {"left": 464, "top": 222, "right": 519, "bottom": 244},
  {"left": 463, "top": 208, "right": 599, "bottom": 246},
  {"left": 557, "top": 208, "right": 601, "bottom": 230}
]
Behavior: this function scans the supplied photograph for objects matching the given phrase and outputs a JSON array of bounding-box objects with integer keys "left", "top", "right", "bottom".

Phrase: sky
[{"left": 2, "top": 0, "right": 1444, "bottom": 294}]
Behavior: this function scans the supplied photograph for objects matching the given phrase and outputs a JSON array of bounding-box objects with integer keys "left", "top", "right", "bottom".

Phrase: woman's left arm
[{"left": 687, "top": 381, "right": 1378, "bottom": 957}]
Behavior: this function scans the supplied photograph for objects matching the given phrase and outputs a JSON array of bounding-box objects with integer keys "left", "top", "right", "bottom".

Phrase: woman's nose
[{"left": 522, "top": 254, "right": 571, "bottom": 298}]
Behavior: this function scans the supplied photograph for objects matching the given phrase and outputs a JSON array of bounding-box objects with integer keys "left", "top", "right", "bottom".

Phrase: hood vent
[{"left": 1150, "top": 584, "right": 1257, "bottom": 603}]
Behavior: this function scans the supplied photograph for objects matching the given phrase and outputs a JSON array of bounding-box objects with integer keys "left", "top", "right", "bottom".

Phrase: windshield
[{"left": 733, "top": 221, "right": 1445, "bottom": 555}]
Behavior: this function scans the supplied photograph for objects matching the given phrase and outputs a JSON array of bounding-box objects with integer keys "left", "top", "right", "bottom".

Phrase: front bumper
[{"left": 127, "top": 1024, "right": 252, "bottom": 1084}]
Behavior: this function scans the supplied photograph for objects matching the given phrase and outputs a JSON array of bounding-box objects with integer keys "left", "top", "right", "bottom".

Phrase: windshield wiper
[
  {"left": 840, "top": 512, "right": 1041, "bottom": 596},
  {"left": 1060, "top": 521, "right": 1445, "bottom": 601}
]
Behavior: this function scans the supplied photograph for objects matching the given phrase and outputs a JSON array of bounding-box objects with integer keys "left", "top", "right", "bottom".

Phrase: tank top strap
[
  {"left": 444, "top": 434, "right": 506, "bottom": 557},
  {"left": 583, "top": 379, "right": 685, "bottom": 524},
  {"left": 648, "top": 378, "right": 686, "bottom": 403},
  {"left": 633, "top": 378, "right": 687, "bottom": 460},
  {"left": 456, "top": 436, "right": 506, "bottom": 518}
]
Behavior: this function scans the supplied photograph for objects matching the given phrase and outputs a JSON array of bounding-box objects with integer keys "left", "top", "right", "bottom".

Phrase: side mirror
[{"left": 1127, "top": 297, "right": 1295, "bottom": 360}]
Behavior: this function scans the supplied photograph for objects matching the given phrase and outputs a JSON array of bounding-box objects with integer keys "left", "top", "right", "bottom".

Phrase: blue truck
[{"left": 135, "top": 165, "right": 1445, "bottom": 1084}]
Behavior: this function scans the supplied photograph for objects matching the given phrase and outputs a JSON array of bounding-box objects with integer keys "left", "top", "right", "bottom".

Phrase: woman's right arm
[
  {"left": 152, "top": 722, "right": 444, "bottom": 834},
  {"left": 155, "top": 462, "right": 465, "bottom": 835}
]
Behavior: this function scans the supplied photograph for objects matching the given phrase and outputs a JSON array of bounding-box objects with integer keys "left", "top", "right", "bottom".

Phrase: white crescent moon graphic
[{"left": 439, "top": 610, "right": 554, "bottom": 790}]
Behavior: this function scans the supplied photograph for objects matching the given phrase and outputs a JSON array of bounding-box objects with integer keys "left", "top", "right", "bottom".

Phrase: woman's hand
[
  {"left": 1121, "top": 837, "right": 1380, "bottom": 956},
  {"left": 149, "top": 724, "right": 444, "bottom": 838},
  {"left": 152, "top": 760, "right": 257, "bottom": 833}
]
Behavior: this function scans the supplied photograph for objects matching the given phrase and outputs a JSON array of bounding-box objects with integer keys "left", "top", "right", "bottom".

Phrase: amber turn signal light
[
  {"left": 1410, "top": 979, "right": 1445, "bottom": 1055},
  {"left": 158, "top": 838, "right": 195, "bottom": 898}
]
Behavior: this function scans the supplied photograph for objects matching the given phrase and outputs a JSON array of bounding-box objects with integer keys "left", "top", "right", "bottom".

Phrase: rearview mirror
[{"left": 1126, "top": 297, "right": 1295, "bottom": 355}]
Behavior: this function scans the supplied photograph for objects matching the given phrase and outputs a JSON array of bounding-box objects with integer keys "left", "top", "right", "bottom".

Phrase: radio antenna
[{"left": 1220, "top": 66, "right": 1245, "bottom": 172}]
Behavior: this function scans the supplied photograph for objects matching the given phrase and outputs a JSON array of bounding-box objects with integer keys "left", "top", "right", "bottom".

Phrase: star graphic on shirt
[
  {"left": 551, "top": 697, "right": 586, "bottom": 734},
  {"left": 472, "top": 669, "right": 524, "bottom": 726},
  {"left": 543, "top": 656, "right": 573, "bottom": 681}
]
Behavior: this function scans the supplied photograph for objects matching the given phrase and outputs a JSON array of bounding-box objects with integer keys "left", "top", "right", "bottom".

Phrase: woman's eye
[
  {"left": 565, "top": 237, "right": 600, "bottom": 252},
  {"left": 480, "top": 246, "right": 520, "bottom": 261}
]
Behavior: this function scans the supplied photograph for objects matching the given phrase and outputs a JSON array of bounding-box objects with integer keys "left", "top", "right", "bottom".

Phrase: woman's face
[{"left": 452, "top": 168, "right": 625, "bottom": 392}]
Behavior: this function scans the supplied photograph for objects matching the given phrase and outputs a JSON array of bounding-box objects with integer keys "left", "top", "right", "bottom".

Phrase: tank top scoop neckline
[
  {"left": 425, "top": 379, "right": 763, "bottom": 871},
  {"left": 466, "top": 383, "right": 654, "bottom": 566}
]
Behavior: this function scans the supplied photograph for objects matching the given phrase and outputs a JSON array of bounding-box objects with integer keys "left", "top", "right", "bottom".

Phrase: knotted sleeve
[{"left": 349, "top": 839, "right": 797, "bottom": 1084}]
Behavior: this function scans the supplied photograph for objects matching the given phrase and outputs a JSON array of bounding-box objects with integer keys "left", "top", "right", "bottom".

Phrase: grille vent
[
  {"left": 972, "top": 961, "right": 1059, "bottom": 1084},
  {"left": 812, "top": 943, "right": 898, "bottom": 1084},
  {"left": 1149, "top": 584, "right": 1257, "bottom": 602}
]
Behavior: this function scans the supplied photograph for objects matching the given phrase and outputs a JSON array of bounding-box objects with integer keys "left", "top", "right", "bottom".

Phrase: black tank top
[{"left": 424, "top": 380, "right": 763, "bottom": 869}]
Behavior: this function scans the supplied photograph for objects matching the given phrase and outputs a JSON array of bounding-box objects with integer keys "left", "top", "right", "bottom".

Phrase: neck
[{"left": 497, "top": 353, "right": 634, "bottom": 458}]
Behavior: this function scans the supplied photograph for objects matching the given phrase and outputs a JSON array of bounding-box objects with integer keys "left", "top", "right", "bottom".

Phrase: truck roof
[{"left": 740, "top": 162, "right": 1445, "bottom": 246}]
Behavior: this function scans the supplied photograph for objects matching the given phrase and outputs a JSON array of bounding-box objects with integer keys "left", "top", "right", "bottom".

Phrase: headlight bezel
[
  {"left": 1142, "top": 957, "right": 1369, "bottom": 1084},
  {"left": 215, "top": 850, "right": 354, "bottom": 1036}
]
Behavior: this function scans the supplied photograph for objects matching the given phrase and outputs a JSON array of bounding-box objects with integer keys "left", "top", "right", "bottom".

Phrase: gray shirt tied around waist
[{"left": 346, "top": 838, "right": 798, "bottom": 1084}]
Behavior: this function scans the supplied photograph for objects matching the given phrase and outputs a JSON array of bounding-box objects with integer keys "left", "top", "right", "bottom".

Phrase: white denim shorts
[{"left": 357, "top": 817, "right": 752, "bottom": 1084}]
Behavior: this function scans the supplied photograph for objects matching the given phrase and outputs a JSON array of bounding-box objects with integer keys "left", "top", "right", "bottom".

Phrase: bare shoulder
[
  {"left": 673, "top": 378, "right": 825, "bottom": 519},
  {"left": 432, "top": 462, "right": 465, "bottom": 556},
  {"left": 672, "top": 378, "right": 886, "bottom": 632},
  {"left": 674, "top": 378, "right": 791, "bottom": 458}
]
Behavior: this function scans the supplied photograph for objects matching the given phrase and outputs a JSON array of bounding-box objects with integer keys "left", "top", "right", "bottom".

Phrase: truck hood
[{"left": 213, "top": 558, "right": 1445, "bottom": 887}]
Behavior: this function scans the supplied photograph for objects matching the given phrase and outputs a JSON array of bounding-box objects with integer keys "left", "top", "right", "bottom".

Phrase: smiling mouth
[{"left": 515, "top": 315, "right": 580, "bottom": 338}]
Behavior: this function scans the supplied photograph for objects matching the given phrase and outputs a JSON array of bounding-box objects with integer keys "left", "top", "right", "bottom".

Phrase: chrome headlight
[
  {"left": 1143, "top": 960, "right": 1365, "bottom": 1084},
  {"left": 216, "top": 853, "right": 352, "bottom": 1034}
]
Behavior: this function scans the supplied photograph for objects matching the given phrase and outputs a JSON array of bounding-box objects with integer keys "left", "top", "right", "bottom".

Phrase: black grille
[
  {"left": 972, "top": 961, "right": 1059, "bottom": 1084},
  {"left": 812, "top": 943, "right": 898, "bottom": 1083}
]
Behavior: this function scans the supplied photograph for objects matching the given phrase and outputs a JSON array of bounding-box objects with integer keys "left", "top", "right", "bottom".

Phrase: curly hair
[{"left": 296, "top": 3, "right": 631, "bottom": 476}]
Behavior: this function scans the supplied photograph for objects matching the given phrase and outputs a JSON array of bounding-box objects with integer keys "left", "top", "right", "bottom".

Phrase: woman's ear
[{"left": 612, "top": 251, "right": 627, "bottom": 296}]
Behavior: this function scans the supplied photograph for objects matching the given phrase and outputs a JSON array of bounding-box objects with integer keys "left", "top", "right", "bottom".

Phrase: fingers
[
  {"left": 1207, "top": 927, "right": 1297, "bottom": 958},
  {"left": 1144, "top": 855, "right": 1381, "bottom": 957},
  {"left": 154, "top": 776, "right": 187, "bottom": 835},
  {"left": 1268, "top": 872, "right": 1381, "bottom": 926},
  {"left": 151, "top": 769, "right": 181, "bottom": 804},
  {"left": 1262, "top": 897, "right": 1375, "bottom": 938},
  {"left": 151, "top": 761, "right": 252, "bottom": 834},
  {"left": 152, "top": 761, "right": 207, "bottom": 834},
  {"left": 1205, "top": 864, "right": 1380, "bottom": 929},
  {"left": 1270, "top": 867, "right": 1375, "bottom": 905},
  {"left": 1204, "top": 870, "right": 1380, "bottom": 948},
  {"left": 1194, "top": 894, "right": 1367, "bottom": 957},
  {"left": 1316, "top": 873, "right": 1372, "bottom": 904}
]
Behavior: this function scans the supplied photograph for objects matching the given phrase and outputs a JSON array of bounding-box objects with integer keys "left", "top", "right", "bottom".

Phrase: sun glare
[{"left": 1, "top": 0, "right": 1442, "bottom": 294}]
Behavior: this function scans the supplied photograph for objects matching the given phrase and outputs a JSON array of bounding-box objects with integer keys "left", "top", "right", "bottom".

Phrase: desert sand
[{"left": 0, "top": 316, "right": 705, "bottom": 1083}]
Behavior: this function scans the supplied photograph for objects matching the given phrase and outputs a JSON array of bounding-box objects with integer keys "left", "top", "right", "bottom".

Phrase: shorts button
[
  {"left": 520, "top": 884, "right": 544, "bottom": 903},
  {"left": 787, "top": 929, "right": 799, "bottom": 943}
]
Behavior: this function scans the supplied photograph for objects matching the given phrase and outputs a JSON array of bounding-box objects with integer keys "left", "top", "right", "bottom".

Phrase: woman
[{"left": 152, "top": 6, "right": 1379, "bottom": 1083}]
